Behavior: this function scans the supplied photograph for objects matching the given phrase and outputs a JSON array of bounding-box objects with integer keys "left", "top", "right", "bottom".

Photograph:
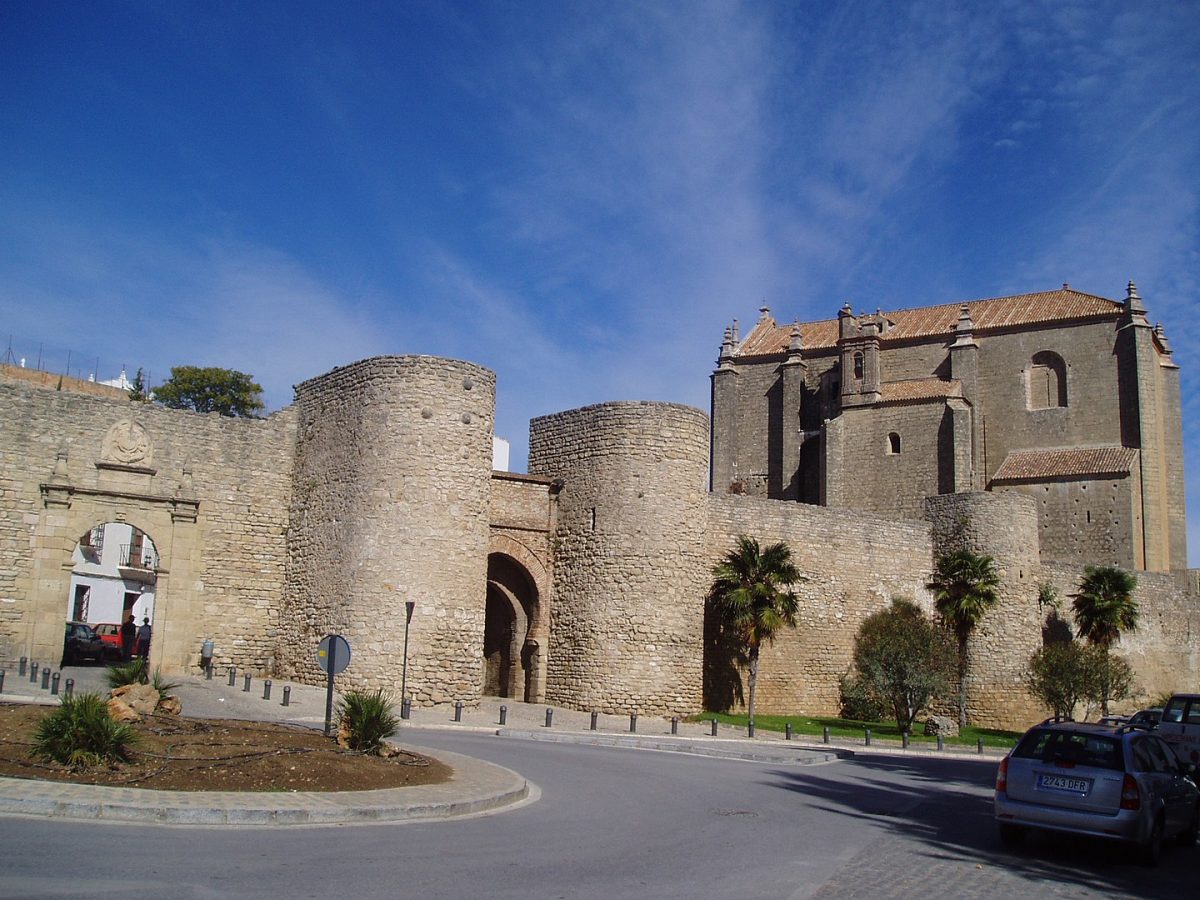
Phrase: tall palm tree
[
  {"left": 708, "top": 536, "right": 804, "bottom": 724},
  {"left": 1072, "top": 565, "right": 1138, "bottom": 716},
  {"left": 1072, "top": 565, "right": 1139, "bottom": 650},
  {"left": 927, "top": 549, "right": 1000, "bottom": 727}
]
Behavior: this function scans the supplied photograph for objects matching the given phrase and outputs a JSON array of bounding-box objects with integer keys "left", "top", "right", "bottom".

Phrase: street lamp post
[{"left": 401, "top": 600, "right": 415, "bottom": 716}]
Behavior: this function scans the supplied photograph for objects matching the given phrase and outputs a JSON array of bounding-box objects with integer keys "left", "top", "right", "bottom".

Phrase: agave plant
[
  {"left": 336, "top": 689, "right": 400, "bottom": 754},
  {"left": 32, "top": 692, "right": 137, "bottom": 769}
]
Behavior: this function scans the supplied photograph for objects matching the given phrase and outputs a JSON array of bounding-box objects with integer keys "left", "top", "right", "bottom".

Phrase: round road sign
[{"left": 316, "top": 634, "right": 351, "bottom": 674}]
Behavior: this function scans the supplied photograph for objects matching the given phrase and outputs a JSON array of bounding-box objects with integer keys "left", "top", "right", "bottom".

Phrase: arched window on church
[
  {"left": 887, "top": 432, "right": 901, "bottom": 455},
  {"left": 1028, "top": 351, "right": 1067, "bottom": 409},
  {"left": 853, "top": 351, "right": 864, "bottom": 380}
]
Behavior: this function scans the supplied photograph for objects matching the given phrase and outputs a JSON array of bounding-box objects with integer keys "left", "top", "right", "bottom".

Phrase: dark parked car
[
  {"left": 61, "top": 621, "right": 109, "bottom": 665},
  {"left": 995, "top": 718, "right": 1200, "bottom": 865},
  {"left": 1129, "top": 708, "right": 1164, "bottom": 728}
]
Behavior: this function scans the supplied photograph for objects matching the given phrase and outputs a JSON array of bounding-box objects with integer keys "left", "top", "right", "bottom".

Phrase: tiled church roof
[
  {"left": 736, "top": 287, "right": 1122, "bottom": 358},
  {"left": 879, "top": 378, "right": 963, "bottom": 402},
  {"left": 991, "top": 446, "right": 1138, "bottom": 482}
]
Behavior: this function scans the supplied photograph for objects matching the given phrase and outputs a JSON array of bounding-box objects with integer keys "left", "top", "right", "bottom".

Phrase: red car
[{"left": 93, "top": 623, "right": 122, "bottom": 656}]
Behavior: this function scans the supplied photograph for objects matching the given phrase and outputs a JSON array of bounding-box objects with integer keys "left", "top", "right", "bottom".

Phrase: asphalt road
[{"left": 0, "top": 730, "right": 1194, "bottom": 899}]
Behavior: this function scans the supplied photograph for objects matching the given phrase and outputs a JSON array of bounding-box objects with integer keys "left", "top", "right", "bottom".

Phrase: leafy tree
[
  {"left": 852, "top": 598, "right": 956, "bottom": 733},
  {"left": 153, "top": 366, "right": 265, "bottom": 417},
  {"left": 1072, "top": 565, "right": 1139, "bottom": 716},
  {"left": 1026, "top": 642, "right": 1136, "bottom": 721},
  {"left": 127, "top": 367, "right": 148, "bottom": 401},
  {"left": 927, "top": 550, "right": 1000, "bottom": 727},
  {"left": 1027, "top": 642, "right": 1091, "bottom": 719},
  {"left": 707, "top": 535, "right": 805, "bottom": 724}
]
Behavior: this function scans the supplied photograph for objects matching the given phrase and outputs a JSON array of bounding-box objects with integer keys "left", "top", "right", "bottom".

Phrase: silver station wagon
[{"left": 994, "top": 719, "right": 1199, "bottom": 865}]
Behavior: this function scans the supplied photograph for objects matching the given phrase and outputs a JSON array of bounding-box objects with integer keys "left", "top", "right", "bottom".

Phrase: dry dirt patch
[{"left": 0, "top": 702, "right": 451, "bottom": 792}]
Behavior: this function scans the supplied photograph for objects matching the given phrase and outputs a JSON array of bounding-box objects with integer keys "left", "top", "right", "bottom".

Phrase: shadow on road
[{"left": 767, "top": 754, "right": 1197, "bottom": 899}]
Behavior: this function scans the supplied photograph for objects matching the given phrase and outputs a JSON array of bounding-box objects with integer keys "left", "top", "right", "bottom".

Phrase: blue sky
[{"left": 2, "top": 1, "right": 1198, "bottom": 561}]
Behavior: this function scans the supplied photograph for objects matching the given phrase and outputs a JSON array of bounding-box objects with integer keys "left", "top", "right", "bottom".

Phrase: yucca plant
[
  {"left": 32, "top": 692, "right": 138, "bottom": 769},
  {"left": 337, "top": 689, "right": 399, "bottom": 754}
]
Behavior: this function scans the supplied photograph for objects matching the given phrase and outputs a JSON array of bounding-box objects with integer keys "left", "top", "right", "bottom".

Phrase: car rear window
[{"left": 1013, "top": 728, "right": 1124, "bottom": 771}]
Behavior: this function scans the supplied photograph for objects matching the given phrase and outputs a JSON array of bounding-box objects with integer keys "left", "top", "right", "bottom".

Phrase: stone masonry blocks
[
  {"left": 529, "top": 401, "right": 711, "bottom": 716},
  {"left": 281, "top": 356, "right": 496, "bottom": 706}
]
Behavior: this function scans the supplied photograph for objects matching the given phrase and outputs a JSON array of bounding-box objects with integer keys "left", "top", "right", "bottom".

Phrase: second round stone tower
[
  {"left": 529, "top": 401, "right": 711, "bottom": 716},
  {"left": 281, "top": 356, "right": 496, "bottom": 704}
]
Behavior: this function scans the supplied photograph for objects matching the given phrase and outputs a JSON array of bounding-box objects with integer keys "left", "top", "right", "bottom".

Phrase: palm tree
[
  {"left": 708, "top": 536, "right": 804, "bottom": 725},
  {"left": 927, "top": 549, "right": 1000, "bottom": 727},
  {"left": 1072, "top": 565, "right": 1139, "bottom": 650},
  {"left": 1072, "top": 565, "right": 1138, "bottom": 716}
]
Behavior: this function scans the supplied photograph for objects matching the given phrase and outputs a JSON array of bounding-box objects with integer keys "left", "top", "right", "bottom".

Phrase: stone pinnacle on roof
[
  {"left": 1125, "top": 280, "right": 1146, "bottom": 314},
  {"left": 1155, "top": 323, "right": 1173, "bottom": 355},
  {"left": 788, "top": 324, "right": 803, "bottom": 353}
]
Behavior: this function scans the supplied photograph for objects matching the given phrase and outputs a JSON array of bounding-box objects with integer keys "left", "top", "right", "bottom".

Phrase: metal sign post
[{"left": 316, "top": 634, "right": 351, "bottom": 736}]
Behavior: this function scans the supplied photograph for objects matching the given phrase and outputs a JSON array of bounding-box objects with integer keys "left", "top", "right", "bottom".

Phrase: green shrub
[
  {"left": 337, "top": 689, "right": 399, "bottom": 753},
  {"left": 106, "top": 658, "right": 148, "bottom": 688},
  {"left": 838, "top": 672, "right": 887, "bottom": 722},
  {"left": 32, "top": 692, "right": 138, "bottom": 768}
]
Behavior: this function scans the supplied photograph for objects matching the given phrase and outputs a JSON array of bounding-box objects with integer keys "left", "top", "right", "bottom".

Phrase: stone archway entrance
[
  {"left": 483, "top": 553, "right": 541, "bottom": 701},
  {"left": 67, "top": 521, "right": 159, "bottom": 659}
]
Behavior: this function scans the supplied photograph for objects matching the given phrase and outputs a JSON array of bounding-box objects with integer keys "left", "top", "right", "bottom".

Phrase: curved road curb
[{"left": 0, "top": 744, "right": 532, "bottom": 827}]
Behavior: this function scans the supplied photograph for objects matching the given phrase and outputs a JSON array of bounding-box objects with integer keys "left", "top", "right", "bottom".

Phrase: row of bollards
[
  {"left": 218, "top": 666, "right": 289, "bottom": 706},
  {"left": 2, "top": 661, "right": 72, "bottom": 698}
]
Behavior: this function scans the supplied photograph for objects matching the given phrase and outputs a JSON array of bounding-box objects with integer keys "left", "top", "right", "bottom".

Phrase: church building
[{"left": 710, "top": 283, "right": 1187, "bottom": 571}]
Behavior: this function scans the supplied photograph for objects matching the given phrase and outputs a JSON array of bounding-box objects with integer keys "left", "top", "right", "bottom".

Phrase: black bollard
[
  {"left": 400, "top": 697, "right": 411, "bottom": 719},
  {"left": 865, "top": 729, "right": 872, "bottom": 746},
  {"left": 748, "top": 719, "right": 755, "bottom": 738},
  {"left": 64, "top": 678, "right": 74, "bottom": 698},
  {"left": 263, "top": 680, "right": 272, "bottom": 700},
  {"left": 51, "top": 672, "right": 60, "bottom": 695},
  {"left": 629, "top": 712, "right": 637, "bottom": 733},
  {"left": 671, "top": 716, "right": 678, "bottom": 735},
  {"left": 30, "top": 662, "right": 39, "bottom": 683},
  {"left": 0, "top": 669, "right": 4, "bottom": 692},
  {"left": 823, "top": 726, "right": 830, "bottom": 744},
  {"left": 243, "top": 673, "right": 251, "bottom": 692},
  {"left": 41, "top": 668, "right": 50, "bottom": 689},
  {"left": 454, "top": 701, "right": 464, "bottom": 722},
  {"left": 785, "top": 722, "right": 793, "bottom": 741},
  {"left": 902, "top": 731, "right": 909, "bottom": 750},
  {"left": 282, "top": 685, "right": 291, "bottom": 707},
  {"left": 544, "top": 708, "right": 553, "bottom": 728},
  {"left": 228, "top": 667, "right": 236, "bottom": 686},
  {"left": 711, "top": 718, "right": 718, "bottom": 737},
  {"left": 19, "top": 657, "right": 27, "bottom": 677},
  {"left": 937, "top": 735, "right": 944, "bottom": 752},
  {"left": 977, "top": 737, "right": 984, "bottom": 755},
  {"left": 499, "top": 705, "right": 507, "bottom": 726},
  {"left": 590, "top": 711, "right": 598, "bottom": 731}
]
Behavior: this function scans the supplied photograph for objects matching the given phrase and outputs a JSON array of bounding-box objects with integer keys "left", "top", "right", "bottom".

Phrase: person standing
[
  {"left": 136, "top": 616, "right": 152, "bottom": 660},
  {"left": 120, "top": 613, "right": 137, "bottom": 661}
]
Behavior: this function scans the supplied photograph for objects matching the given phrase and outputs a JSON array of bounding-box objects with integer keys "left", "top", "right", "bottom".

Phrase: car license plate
[{"left": 1037, "top": 773, "right": 1090, "bottom": 794}]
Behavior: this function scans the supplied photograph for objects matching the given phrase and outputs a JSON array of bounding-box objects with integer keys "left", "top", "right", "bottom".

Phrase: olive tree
[{"left": 852, "top": 598, "right": 956, "bottom": 733}]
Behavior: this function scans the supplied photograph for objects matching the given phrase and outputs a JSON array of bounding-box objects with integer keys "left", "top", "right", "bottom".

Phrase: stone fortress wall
[
  {"left": 1, "top": 349, "right": 1196, "bottom": 731},
  {"left": 0, "top": 378, "right": 296, "bottom": 675},
  {"left": 528, "top": 402, "right": 711, "bottom": 715},
  {"left": 279, "top": 357, "right": 497, "bottom": 704}
]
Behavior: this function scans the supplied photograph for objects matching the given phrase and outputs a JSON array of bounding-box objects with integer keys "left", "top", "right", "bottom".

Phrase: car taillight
[
  {"left": 996, "top": 757, "right": 1008, "bottom": 794},
  {"left": 1120, "top": 774, "right": 1140, "bottom": 810}
]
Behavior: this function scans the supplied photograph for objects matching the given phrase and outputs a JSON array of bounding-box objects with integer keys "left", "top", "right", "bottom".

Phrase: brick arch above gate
[{"left": 487, "top": 530, "right": 552, "bottom": 638}]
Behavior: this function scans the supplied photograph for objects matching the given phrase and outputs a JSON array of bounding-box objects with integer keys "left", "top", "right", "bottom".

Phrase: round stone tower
[
  {"left": 281, "top": 356, "right": 495, "bottom": 705},
  {"left": 925, "top": 491, "right": 1043, "bottom": 730},
  {"left": 529, "top": 401, "right": 710, "bottom": 716}
]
